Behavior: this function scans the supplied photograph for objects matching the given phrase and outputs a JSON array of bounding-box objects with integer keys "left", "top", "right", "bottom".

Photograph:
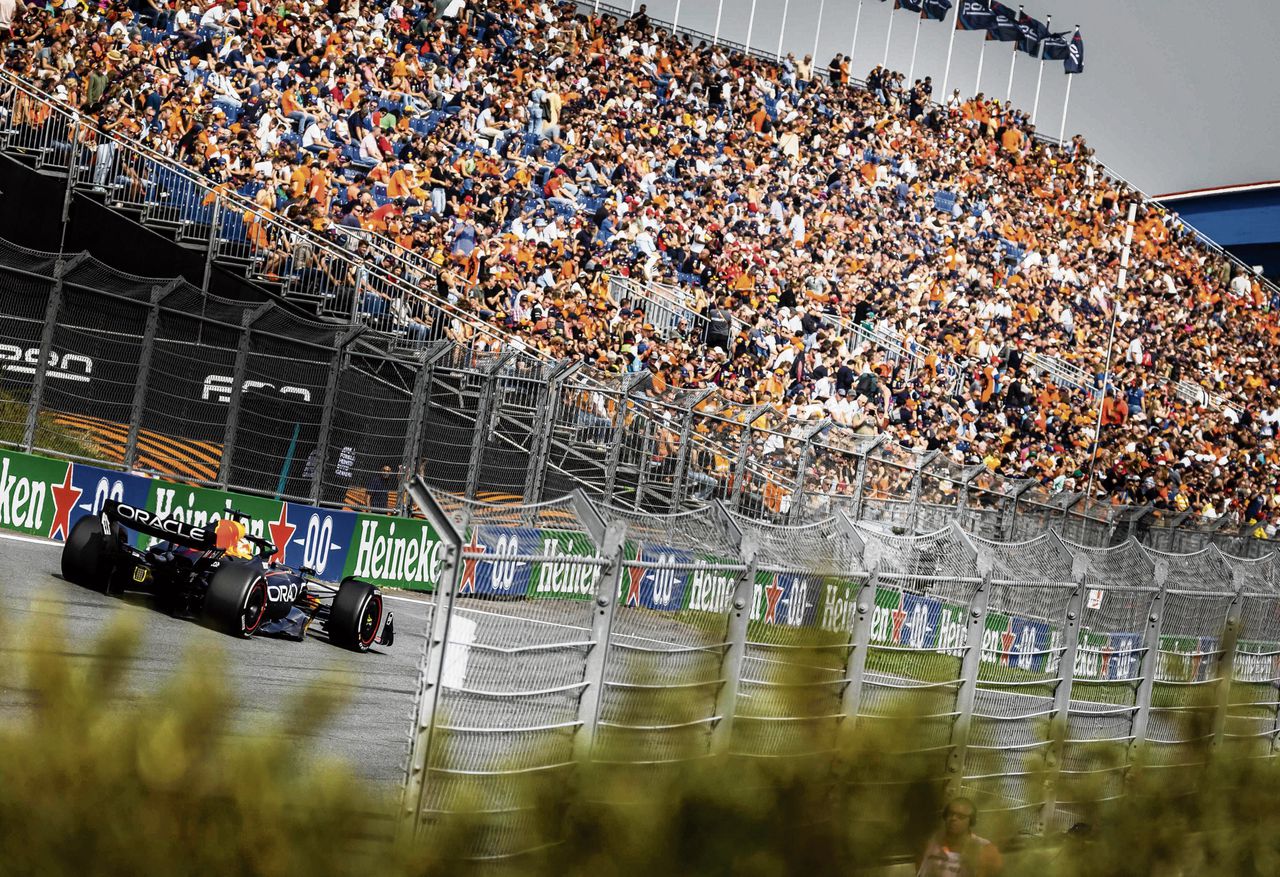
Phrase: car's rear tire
[
  {"left": 329, "top": 578, "right": 383, "bottom": 652},
  {"left": 204, "top": 563, "right": 269, "bottom": 638},
  {"left": 61, "top": 515, "right": 121, "bottom": 592}
]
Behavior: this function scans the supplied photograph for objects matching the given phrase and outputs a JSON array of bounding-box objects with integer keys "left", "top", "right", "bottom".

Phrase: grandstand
[{"left": 0, "top": 0, "right": 1277, "bottom": 545}]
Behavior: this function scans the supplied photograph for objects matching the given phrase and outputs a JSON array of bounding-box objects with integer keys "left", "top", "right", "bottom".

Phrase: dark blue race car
[{"left": 60, "top": 501, "right": 394, "bottom": 653}]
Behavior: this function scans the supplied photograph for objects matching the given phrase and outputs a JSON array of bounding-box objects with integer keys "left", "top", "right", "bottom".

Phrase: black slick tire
[
  {"left": 61, "top": 515, "right": 120, "bottom": 592},
  {"left": 330, "top": 577, "right": 383, "bottom": 653},
  {"left": 203, "top": 563, "right": 269, "bottom": 638}
]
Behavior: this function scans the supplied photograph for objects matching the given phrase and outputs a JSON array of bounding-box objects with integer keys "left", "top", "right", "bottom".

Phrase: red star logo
[
  {"left": 1000, "top": 627, "right": 1017, "bottom": 668},
  {"left": 459, "top": 530, "right": 486, "bottom": 595},
  {"left": 764, "top": 574, "right": 785, "bottom": 624},
  {"left": 268, "top": 504, "right": 296, "bottom": 565},
  {"left": 48, "top": 465, "right": 82, "bottom": 541},
  {"left": 625, "top": 543, "right": 646, "bottom": 607},
  {"left": 891, "top": 601, "right": 908, "bottom": 642}
]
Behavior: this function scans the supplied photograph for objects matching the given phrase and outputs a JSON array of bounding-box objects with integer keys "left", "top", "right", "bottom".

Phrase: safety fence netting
[{"left": 400, "top": 483, "right": 1280, "bottom": 864}]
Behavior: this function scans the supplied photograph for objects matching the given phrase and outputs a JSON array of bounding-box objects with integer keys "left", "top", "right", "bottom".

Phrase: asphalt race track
[{"left": 0, "top": 532, "right": 430, "bottom": 793}]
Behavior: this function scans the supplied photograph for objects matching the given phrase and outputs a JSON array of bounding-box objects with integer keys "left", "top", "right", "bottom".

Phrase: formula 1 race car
[{"left": 60, "top": 501, "right": 394, "bottom": 653}]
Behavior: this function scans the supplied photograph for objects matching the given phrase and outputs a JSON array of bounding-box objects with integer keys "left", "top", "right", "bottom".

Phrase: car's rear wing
[{"left": 103, "top": 500, "right": 218, "bottom": 551}]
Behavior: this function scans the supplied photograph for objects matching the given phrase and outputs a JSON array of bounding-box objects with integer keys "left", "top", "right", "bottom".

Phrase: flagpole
[
  {"left": 941, "top": 1, "right": 959, "bottom": 98},
  {"left": 776, "top": 0, "right": 791, "bottom": 61},
  {"left": 883, "top": 5, "right": 896, "bottom": 68},
  {"left": 1058, "top": 71, "right": 1073, "bottom": 141},
  {"left": 671, "top": 0, "right": 681, "bottom": 33},
  {"left": 1058, "top": 25, "right": 1079, "bottom": 142},
  {"left": 812, "top": 0, "right": 826, "bottom": 62},
  {"left": 1031, "top": 13, "right": 1050, "bottom": 124},
  {"left": 745, "top": 0, "right": 758, "bottom": 56},
  {"left": 1085, "top": 201, "right": 1138, "bottom": 504},
  {"left": 1006, "top": 39, "right": 1017, "bottom": 103},
  {"left": 850, "top": 0, "right": 864, "bottom": 68},
  {"left": 713, "top": 0, "right": 724, "bottom": 44},
  {"left": 975, "top": 38, "right": 986, "bottom": 95},
  {"left": 1005, "top": 4, "right": 1022, "bottom": 102},
  {"left": 908, "top": 12, "right": 923, "bottom": 83}
]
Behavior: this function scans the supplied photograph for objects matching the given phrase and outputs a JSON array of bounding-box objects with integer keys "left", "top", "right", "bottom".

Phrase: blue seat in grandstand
[
  {"left": 934, "top": 190, "right": 958, "bottom": 214},
  {"left": 219, "top": 209, "right": 248, "bottom": 243},
  {"left": 551, "top": 200, "right": 575, "bottom": 219},
  {"left": 372, "top": 184, "right": 390, "bottom": 206},
  {"left": 999, "top": 238, "right": 1025, "bottom": 264}
]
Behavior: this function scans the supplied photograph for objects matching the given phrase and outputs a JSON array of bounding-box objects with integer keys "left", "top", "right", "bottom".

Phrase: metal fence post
[
  {"left": 709, "top": 533, "right": 759, "bottom": 755},
  {"left": 789, "top": 420, "right": 830, "bottom": 523},
  {"left": 401, "top": 479, "right": 463, "bottom": 833},
  {"left": 907, "top": 450, "right": 939, "bottom": 535},
  {"left": 464, "top": 349, "right": 516, "bottom": 500},
  {"left": 21, "top": 253, "right": 82, "bottom": 451},
  {"left": 602, "top": 375, "right": 644, "bottom": 503},
  {"left": 667, "top": 390, "right": 713, "bottom": 511},
  {"left": 201, "top": 194, "right": 223, "bottom": 295},
  {"left": 1211, "top": 574, "right": 1246, "bottom": 748},
  {"left": 1129, "top": 556, "right": 1168, "bottom": 772},
  {"left": 57, "top": 114, "right": 80, "bottom": 253},
  {"left": 397, "top": 343, "right": 450, "bottom": 509},
  {"left": 309, "top": 327, "right": 363, "bottom": 505},
  {"left": 123, "top": 282, "right": 173, "bottom": 470},
  {"left": 850, "top": 436, "right": 885, "bottom": 523},
  {"left": 573, "top": 519, "right": 626, "bottom": 761},
  {"left": 523, "top": 361, "right": 578, "bottom": 504},
  {"left": 839, "top": 567, "right": 877, "bottom": 743},
  {"left": 217, "top": 303, "right": 271, "bottom": 487},
  {"left": 1005, "top": 481, "right": 1036, "bottom": 541},
  {"left": 1039, "top": 563, "right": 1085, "bottom": 834},
  {"left": 946, "top": 571, "right": 991, "bottom": 799},
  {"left": 728, "top": 405, "right": 769, "bottom": 513}
]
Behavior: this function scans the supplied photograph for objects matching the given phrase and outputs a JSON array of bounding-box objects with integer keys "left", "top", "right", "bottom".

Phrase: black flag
[
  {"left": 923, "top": 0, "right": 953, "bottom": 20},
  {"left": 1016, "top": 11, "right": 1048, "bottom": 55},
  {"left": 986, "top": 1, "right": 1021, "bottom": 41},
  {"left": 1064, "top": 30, "right": 1085, "bottom": 73},
  {"left": 1040, "top": 30, "right": 1071, "bottom": 60},
  {"left": 895, "top": 0, "right": 925, "bottom": 11},
  {"left": 956, "top": 0, "right": 994, "bottom": 31}
]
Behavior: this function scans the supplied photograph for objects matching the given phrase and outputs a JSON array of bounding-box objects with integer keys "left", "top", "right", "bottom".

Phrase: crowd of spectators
[{"left": 3, "top": 0, "right": 1279, "bottom": 533}]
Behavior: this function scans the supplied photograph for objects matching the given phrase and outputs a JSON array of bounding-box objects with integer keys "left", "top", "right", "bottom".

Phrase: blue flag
[
  {"left": 956, "top": 0, "right": 994, "bottom": 30},
  {"left": 986, "top": 1, "right": 1021, "bottom": 41},
  {"left": 1040, "top": 30, "right": 1071, "bottom": 60},
  {"left": 1064, "top": 30, "right": 1085, "bottom": 73},
  {"left": 1016, "top": 11, "right": 1048, "bottom": 55},
  {"left": 923, "top": 0, "right": 953, "bottom": 21},
  {"left": 895, "top": 0, "right": 925, "bottom": 11}
]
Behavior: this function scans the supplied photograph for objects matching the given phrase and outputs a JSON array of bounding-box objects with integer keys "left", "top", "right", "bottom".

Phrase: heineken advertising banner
[
  {"left": 0, "top": 447, "right": 442, "bottom": 591},
  {"left": 455, "top": 525, "right": 601, "bottom": 600}
]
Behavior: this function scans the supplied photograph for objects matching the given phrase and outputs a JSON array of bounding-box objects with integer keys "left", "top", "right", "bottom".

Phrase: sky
[{"left": 612, "top": 0, "right": 1278, "bottom": 197}]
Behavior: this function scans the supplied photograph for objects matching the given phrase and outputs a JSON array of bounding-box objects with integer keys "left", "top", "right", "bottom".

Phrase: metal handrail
[{"left": 0, "top": 69, "right": 529, "bottom": 360}]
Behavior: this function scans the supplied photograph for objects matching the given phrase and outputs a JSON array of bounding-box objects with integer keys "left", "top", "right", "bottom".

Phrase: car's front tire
[
  {"left": 329, "top": 578, "right": 383, "bottom": 652},
  {"left": 204, "top": 563, "right": 269, "bottom": 638},
  {"left": 61, "top": 515, "right": 121, "bottom": 592}
]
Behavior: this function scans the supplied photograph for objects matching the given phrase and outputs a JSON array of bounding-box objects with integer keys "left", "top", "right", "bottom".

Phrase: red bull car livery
[{"left": 60, "top": 501, "right": 394, "bottom": 652}]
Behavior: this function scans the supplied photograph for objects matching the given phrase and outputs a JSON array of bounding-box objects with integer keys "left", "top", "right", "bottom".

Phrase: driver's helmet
[{"left": 214, "top": 518, "right": 255, "bottom": 559}]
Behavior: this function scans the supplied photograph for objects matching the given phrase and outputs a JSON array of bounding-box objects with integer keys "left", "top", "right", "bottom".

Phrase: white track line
[{"left": 0, "top": 531, "right": 59, "bottom": 547}]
